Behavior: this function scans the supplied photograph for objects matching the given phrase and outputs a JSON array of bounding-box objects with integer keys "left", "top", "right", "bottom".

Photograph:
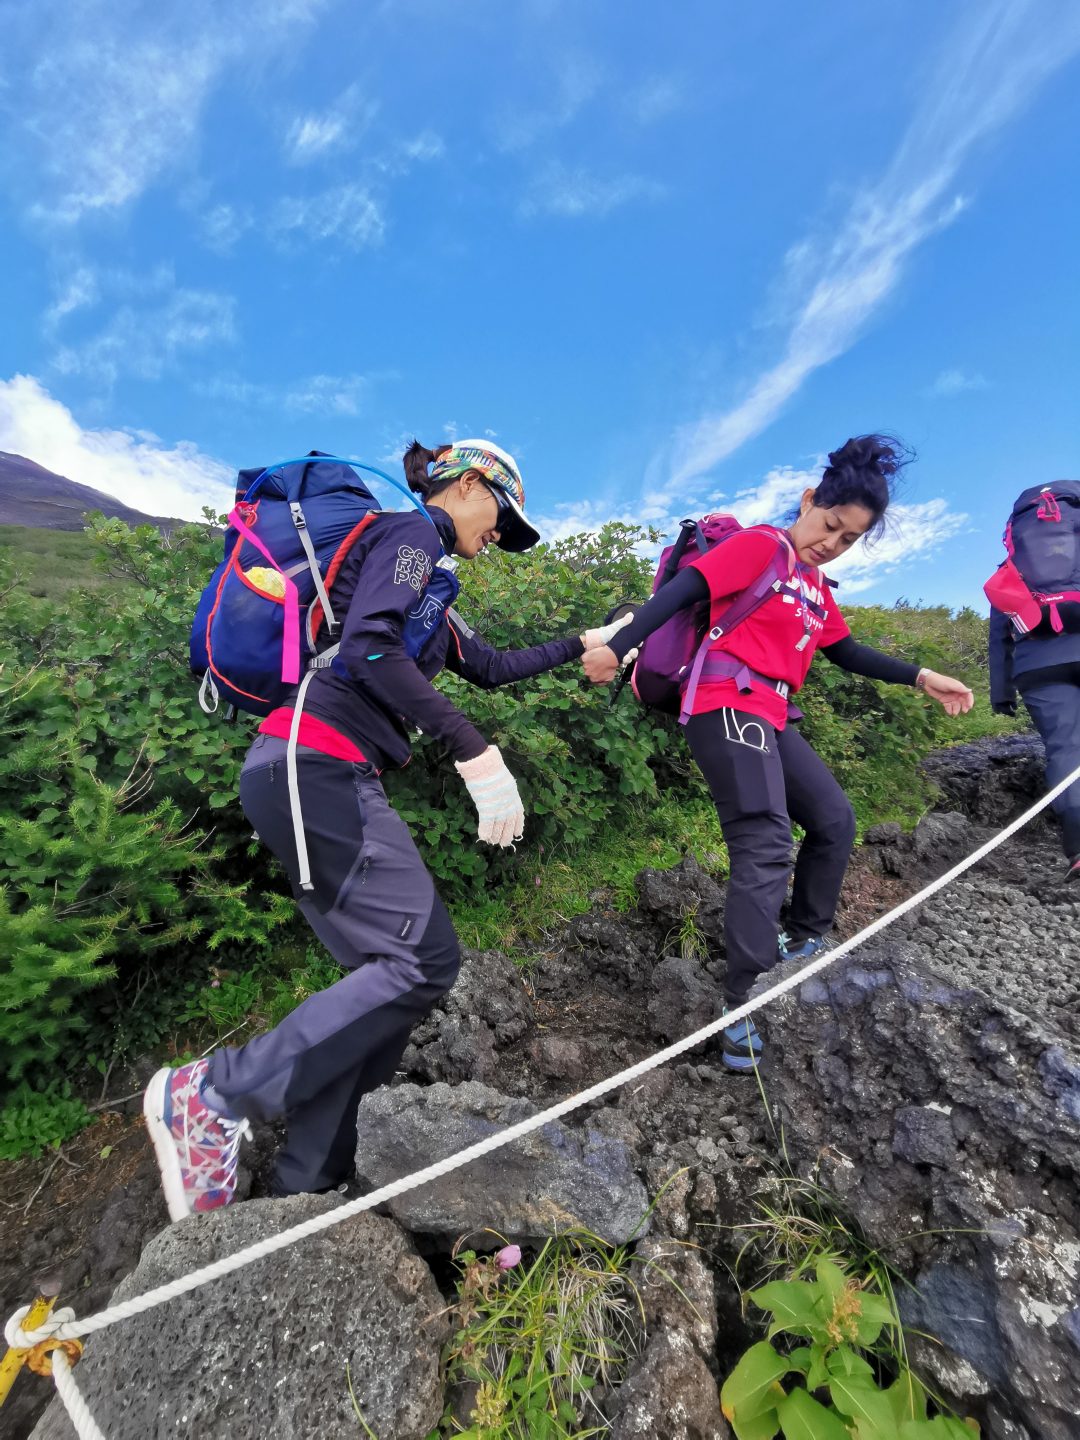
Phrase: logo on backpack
[
  {"left": 189, "top": 452, "right": 438, "bottom": 717},
  {"left": 984, "top": 482, "right": 1080, "bottom": 636}
]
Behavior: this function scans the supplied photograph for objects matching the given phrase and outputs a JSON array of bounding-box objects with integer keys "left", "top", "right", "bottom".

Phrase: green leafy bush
[
  {"left": 0, "top": 511, "right": 1014, "bottom": 1089},
  {"left": 0, "top": 1081, "right": 92, "bottom": 1159},
  {"left": 721, "top": 1260, "right": 978, "bottom": 1439}
]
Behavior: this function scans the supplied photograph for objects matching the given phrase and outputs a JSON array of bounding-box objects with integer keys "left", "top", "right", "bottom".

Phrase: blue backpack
[{"left": 189, "top": 452, "right": 454, "bottom": 717}]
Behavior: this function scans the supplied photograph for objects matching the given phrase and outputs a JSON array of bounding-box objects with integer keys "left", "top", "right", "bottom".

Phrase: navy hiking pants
[
  {"left": 684, "top": 709, "right": 856, "bottom": 1005},
  {"left": 1018, "top": 667, "right": 1080, "bottom": 858},
  {"left": 205, "top": 734, "right": 461, "bottom": 1195}
]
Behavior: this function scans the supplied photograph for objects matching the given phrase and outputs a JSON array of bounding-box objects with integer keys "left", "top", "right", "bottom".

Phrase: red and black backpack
[{"left": 984, "top": 481, "right": 1080, "bottom": 635}]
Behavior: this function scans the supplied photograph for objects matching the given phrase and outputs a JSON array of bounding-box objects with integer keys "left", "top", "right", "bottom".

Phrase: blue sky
[{"left": 1, "top": 0, "right": 1077, "bottom": 605}]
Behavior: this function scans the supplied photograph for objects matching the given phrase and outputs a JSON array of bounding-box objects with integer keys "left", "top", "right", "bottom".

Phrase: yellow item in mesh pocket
[{"left": 244, "top": 566, "right": 287, "bottom": 598}]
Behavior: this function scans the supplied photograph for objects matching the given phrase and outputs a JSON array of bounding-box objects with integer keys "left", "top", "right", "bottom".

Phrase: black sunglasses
[{"left": 484, "top": 482, "right": 513, "bottom": 530}]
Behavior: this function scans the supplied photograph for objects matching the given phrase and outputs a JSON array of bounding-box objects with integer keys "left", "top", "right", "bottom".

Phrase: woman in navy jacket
[{"left": 144, "top": 439, "right": 625, "bottom": 1220}]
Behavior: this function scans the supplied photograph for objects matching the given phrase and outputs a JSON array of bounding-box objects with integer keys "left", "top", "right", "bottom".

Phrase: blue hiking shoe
[
  {"left": 778, "top": 931, "right": 833, "bottom": 962},
  {"left": 721, "top": 1009, "right": 762, "bottom": 1073}
]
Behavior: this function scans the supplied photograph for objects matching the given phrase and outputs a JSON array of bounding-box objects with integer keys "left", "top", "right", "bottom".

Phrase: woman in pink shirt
[{"left": 585, "top": 437, "right": 973, "bottom": 1071}]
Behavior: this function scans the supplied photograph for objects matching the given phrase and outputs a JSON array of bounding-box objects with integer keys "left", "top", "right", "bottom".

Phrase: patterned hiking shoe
[
  {"left": 721, "top": 1010, "right": 763, "bottom": 1073},
  {"left": 1066, "top": 856, "right": 1080, "bottom": 883},
  {"left": 144, "top": 1058, "right": 252, "bottom": 1223},
  {"left": 778, "top": 932, "right": 833, "bottom": 962}
]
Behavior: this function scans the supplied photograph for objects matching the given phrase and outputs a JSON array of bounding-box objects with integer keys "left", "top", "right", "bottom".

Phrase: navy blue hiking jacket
[
  {"left": 989, "top": 606, "right": 1080, "bottom": 711},
  {"left": 299, "top": 506, "right": 583, "bottom": 769}
]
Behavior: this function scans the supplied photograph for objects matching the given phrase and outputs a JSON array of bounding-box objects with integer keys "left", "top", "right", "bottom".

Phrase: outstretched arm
[
  {"left": 821, "top": 636, "right": 974, "bottom": 716},
  {"left": 445, "top": 611, "right": 585, "bottom": 690},
  {"left": 583, "top": 567, "right": 709, "bottom": 683}
]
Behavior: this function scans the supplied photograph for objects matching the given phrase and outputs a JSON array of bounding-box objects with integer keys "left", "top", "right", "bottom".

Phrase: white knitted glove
[
  {"left": 455, "top": 745, "right": 525, "bottom": 847},
  {"left": 582, "top": 613, "right": 634, "bottom": 651}
]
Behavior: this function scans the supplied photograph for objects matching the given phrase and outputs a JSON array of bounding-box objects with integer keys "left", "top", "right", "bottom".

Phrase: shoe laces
[{"left": 176, "top": 1060, "right": 252, "bottom": 1185}]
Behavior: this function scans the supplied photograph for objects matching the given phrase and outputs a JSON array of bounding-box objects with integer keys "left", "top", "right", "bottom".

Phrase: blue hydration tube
[{"left": 240, "top": 455, "right": 433, "bottom": 523}]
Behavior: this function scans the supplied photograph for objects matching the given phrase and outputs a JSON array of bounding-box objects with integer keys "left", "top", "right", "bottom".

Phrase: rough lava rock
[
  {"left": 402, "top": 946, "right": 533, "bottom": 1083},
  {"left": 757, "top": 943, "right": 1080, "bottom": 1440},
  {"left": 355, "top": 1079, "right": 650, "bottom": 1245},
  {"left": 30, "top": 1196, "right": 448, "bottom": 1440}
]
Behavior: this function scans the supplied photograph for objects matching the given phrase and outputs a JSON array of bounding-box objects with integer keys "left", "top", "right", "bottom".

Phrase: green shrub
[
  {"left": 0, "top": 512, "right": 1014, "bottom": 1086},
  {"left": 721, "top": 1260, "right": 978, "bottom": 1439},
  {"left": 0, "top": 1081, "right": 92, "bottom": 1159}
]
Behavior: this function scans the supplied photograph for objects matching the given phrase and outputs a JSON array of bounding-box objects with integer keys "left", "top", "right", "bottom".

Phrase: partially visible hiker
[
  {"left": 987, "top": 480, "right": 1080, "bottom": 882},
  {"left": 583, "top": 436, "right": 974, "bottom": 1072},
  {"left": 145, "top": 439, "right": 629, "bottom": 1220}
]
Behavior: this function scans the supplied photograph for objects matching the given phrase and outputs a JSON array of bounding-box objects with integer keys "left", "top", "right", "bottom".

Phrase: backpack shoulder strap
[{"left": 678, "top": 531, "right": 797, "bottom": 723}]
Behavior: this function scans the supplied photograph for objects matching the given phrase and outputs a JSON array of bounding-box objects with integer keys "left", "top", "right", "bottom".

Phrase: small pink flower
[{"left": 495, "top": 1244, "right": 522, "bottom": 1270}]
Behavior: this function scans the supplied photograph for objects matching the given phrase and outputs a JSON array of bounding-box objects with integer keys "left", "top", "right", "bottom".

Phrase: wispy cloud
[
  {"left": 627, "top": 75, "right": 685, "bottom": 125},
  {"left": 0, "top": 373, "right": 235, "bottom": 520},
  {"left": 9, "top": 1, "right": 328, "bottom": 224},
  {"left": 665, "top": 0, "right": 1080, "bottom": 489},
  {"left": 197, "top": 372, "right": 370, "bottom": 417},
  {"left": 52, "top": 271, "right": 237, "bottom": 387},
  {"left": 534, "top": 461, "right": 968, "bottom": 602},
  {"left": 496, "top": 53, "right": 601, "bottom": 152},
  {"left": 284, "top": 84, "right": 376, "bottom": 164},
  {"left": 928, "top": 367, "right": 989, "bottom": 398},
  {"left": 199, "top": 203, "right": 255, "bottom": 255},
  {"left": 276, "top": 183, "right": 385, "bottom": 251},
  {"left": 520, "top": 162, "right": 663, "bottom": 219},
  {"left": 43, "top": 267, "right": 99, "bottom": 332},
  {"left": 827, "top": 499, "right": 971, "bottom": 595},
  {"left": 371, "top": 130, "right": 446, "bottom": 176}
]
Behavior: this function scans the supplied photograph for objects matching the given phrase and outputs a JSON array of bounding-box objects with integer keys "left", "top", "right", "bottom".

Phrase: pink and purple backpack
[
  {"left": 984, "top": 481, "right": 1080, "bottom": 635},
  {"left": 629, "top": 515, "right": 796, "bottom": 721}
]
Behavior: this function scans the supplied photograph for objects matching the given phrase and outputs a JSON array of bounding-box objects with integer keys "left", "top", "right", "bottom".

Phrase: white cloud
[
  {"left": 282, "top": 374, "right": 368, "bottom": 416},
  {"left": 284, "top": 84, "right": 376, "bottom": 164},
  {"left": 520, "top": 162, "right": 663, "bottom": 219},
  {"left": 827, "top": 499, "right": 970, "bottom": 595},
  {"left": 196, "top": 372, "right": 370, "bottom": 417},
  {"left": 199, "top": 204, "right": 255, "bottom": 255},
  {"left": 10, "top": 1, "right": 327, "bottom": 224},
  {"left": 928, "top": 367, "right": 989, "bottom": 397},
  {"left": 665, "top": 0, "right": 1080, "bottom": 489},
  {"left": 372, "top": 130, "right": 446, "bottom": 176},
  {"left": 44, "top": 268, "right": 99, "bottom": 332},
  {"left": 0, "top": 374, "right": 234, "bottom": 520},
  {"left": 53, "top": 276, "right": 237, "bottom": 387},
  {"left": 276, "top": 183, "right": 385, "bottom": 251},
  {"left": 628, "top": 75, "right": 684, "bottom": 125},
  {"left": 496, "top": 54, "right": 602, "bottom": 152},
  {"left": 533, "top": 462, "right": 967, "bottom": 602}
]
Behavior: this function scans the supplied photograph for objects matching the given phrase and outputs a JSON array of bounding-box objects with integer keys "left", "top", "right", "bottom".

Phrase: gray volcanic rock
[
  {"left": 354, "top": 1079, "right": 650, "bottom": 1245},
  {"left": 403, "top": 946, "right": 533, "bottom": 1083},
  {"left": 609, "top": 1331, "right": 732, "bottom": 1440},
  {"left": 757, "top": 945, "right": 1080, "bottom": 1440},
  {"left": 30, "top": 1196, "right": 448, "bottom": 1440}
]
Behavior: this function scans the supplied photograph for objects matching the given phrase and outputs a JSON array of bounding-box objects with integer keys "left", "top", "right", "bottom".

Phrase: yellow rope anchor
[{"left": 0, "top": 1286, "right": 82, "bottom": 1407}]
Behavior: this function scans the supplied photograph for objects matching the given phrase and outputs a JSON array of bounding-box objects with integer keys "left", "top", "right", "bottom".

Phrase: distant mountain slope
[{"left": 0, "top": 452, "right": 178, "bottom": 530}]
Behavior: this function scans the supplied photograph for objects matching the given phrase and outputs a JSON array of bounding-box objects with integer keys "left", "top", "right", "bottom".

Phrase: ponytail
[{"left": 403, "top": 439, "right": 452, "bottom": 498}]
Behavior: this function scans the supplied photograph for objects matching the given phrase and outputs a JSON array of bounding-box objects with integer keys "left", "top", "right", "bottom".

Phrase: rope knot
[{"left": 4, "top": 1303, "right": 78, "bottom": 1351}]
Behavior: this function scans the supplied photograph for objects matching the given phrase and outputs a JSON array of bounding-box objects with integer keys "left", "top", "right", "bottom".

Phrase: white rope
[
  {"left": 4, "top": 1307, "right": 105, "bottom": 1440},
  {"left": 51, "top": 1351, "right": 108, "bottom": 1440},
  {"left": 15, "top": 755, "right": 1080, "bottom": 1354}
]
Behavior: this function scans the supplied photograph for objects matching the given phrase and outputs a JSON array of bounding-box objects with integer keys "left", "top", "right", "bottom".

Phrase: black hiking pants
[
  {"left": 684, "top": 709, "right": 856, "bottom": 1005},
  {"left": 205, "top": 734, "right": 461, "bottom": 1195},
  {"left": 1018, "top": 666, "right": 1080, "bottom": 858}
]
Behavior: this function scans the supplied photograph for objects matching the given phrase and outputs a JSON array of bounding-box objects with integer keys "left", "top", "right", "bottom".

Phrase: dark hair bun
[
  {"left": 826, "top": 436, "right": 905, "bottom": 482},
  {"left": 402, "top": 439, "right": 453, "bottom": 497},
  {"left": 816, "top": 433, "right": 910, "bottom": 538}
]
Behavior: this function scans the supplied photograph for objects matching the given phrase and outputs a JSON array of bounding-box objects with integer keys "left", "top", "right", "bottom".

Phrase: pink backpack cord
[{"left": 227, "top": 505, "right": 301, "bottom": 685}]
